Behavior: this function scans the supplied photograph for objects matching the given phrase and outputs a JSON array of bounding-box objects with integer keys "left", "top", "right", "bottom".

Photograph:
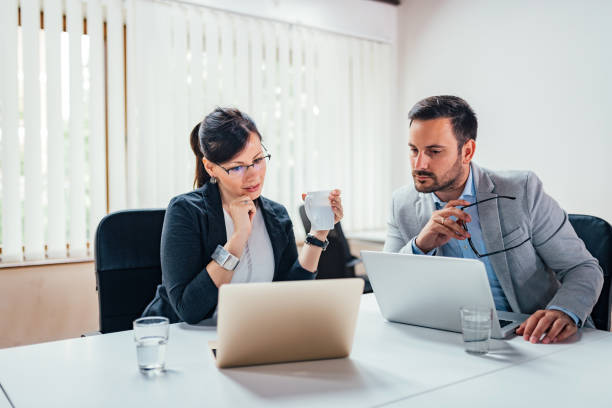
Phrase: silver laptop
[
  {"left": 210, "top": 278, "right": 364, "bottom": 368},
  {"left": 360, "top": 251, "right": 528, "bottom": 339}
]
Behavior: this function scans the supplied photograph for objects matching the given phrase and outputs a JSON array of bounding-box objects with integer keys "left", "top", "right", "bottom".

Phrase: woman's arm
[
  {"left": 298, "top": 230, "right": 329, "bottom": 272},
  {"left": 298, "top": 189, "right": 343, "bottom": 271},
  {"left": 277, "top": 190, "right": 344, "bottom": 279},
  {"left": 205, "top": 232, "right": 248, "bottom": 286},
  {"left": 206, "top": 195, "right": 257, "bottom": 286},
  {"left": 161, "top": 197, "right": 220, "bottom": 324}
]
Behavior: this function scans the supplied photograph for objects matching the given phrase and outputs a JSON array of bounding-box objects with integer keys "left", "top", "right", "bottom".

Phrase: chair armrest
[{"left": 346, "top": 257, "right": 362, "bottom": 268}]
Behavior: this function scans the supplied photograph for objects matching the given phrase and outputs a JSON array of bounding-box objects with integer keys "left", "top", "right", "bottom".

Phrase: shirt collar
[{"left": 432, "top": 165, "right": 475, "bottom": 207}]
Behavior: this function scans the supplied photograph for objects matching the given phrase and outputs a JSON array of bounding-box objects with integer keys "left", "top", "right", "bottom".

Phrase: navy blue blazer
[{"left": 142, "top": 183, "right": 315, "bottom": 324}]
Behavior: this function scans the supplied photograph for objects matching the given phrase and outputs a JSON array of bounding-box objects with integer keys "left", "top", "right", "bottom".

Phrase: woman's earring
[{"left": 210, "top": 176, "right": 217, "bottom": 184}]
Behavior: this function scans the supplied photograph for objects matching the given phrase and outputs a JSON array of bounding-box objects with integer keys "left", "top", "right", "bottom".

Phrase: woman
[{"left": 143, "top": 107, "right": 343, "bottom": 324}]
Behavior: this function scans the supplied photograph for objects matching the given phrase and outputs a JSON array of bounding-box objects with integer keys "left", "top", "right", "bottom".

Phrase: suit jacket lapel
[
  {"left": 472, "top": 164, "right": 520, "bottom": 312},
  {"left": 202, "top": 183, "right": 227, "bottom": 252}
]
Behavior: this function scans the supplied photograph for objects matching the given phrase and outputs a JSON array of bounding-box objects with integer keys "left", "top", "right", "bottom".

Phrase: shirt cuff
[
  {"left": 547, "top": 305, "right": 580, "bottom": 327},
  {"left": 410, "top": 237, "right": 437, "bottom": 256}
]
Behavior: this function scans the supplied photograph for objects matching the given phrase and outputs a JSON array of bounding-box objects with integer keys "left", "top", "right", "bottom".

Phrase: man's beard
[{"left": 412, "top": 156, "right": 464, "bottom": 194}]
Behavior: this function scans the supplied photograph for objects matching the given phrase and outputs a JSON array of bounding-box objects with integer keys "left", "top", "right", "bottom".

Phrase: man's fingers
[
  {"left": 554, "top": 323, "right": 578, "bottom": 343},
  {"left": 515, "top": 321, "right": 526, "bottom": 335},
  {"left": 521, "top": 310, "right": 545, "bottom": 340},
  {"left": 431, "top": 221, "right": 465, "bottom": 240},
  {"left": 445, "top": 200, "right": 471, "bottom": 208},
  {"left": 434, "top": 214, "right": 469, "bottom": 239},
  {"left": 542, "top": 319, "right": 567, "bottom": 344},
  {"left": 439, "top": 207, "right": 472, "bottom": 223},
  {"left": 529, "top": 316, "right": 554, "bottom": 343}
]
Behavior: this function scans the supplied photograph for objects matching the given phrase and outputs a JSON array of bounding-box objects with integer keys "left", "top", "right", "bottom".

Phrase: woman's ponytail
[{"left": 189, "top": 122, "right": 210, "bottom": 188}]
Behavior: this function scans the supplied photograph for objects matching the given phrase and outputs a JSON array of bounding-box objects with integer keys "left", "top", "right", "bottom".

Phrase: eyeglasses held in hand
[{"left": 458, "top": 195, "right": 531, "bottom": 258}]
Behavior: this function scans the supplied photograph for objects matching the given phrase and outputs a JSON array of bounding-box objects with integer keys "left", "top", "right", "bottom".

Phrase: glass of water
[
  {"left": 460, "top": 306, "right": 492, "bottom": 355},
  {"left": 133, "top": 316, "right": 169, "bottom": 373}
]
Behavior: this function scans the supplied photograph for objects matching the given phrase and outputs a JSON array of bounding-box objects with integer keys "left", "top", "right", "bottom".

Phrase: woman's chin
[
  {"left": 241, "top": 182, "right": 263, "bottom": 200},
  {"left": 244, "top": 189, "right": 261, "bottom": 200}
]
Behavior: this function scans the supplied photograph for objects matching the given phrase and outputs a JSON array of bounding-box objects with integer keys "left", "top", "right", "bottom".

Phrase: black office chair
[
  {"left": 299, "top": 205, "right": 372, "bottom": 293},
  {"left": 568, "top": 214, "right": 612, "bottom": 331},
  {"left": 94, "top": 209, "right": 166, "bottom": 334}
]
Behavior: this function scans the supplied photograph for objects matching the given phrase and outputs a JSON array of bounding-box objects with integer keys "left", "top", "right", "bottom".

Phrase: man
[{"left": 384, "top": 95, "right": 603, "bottom": 344}]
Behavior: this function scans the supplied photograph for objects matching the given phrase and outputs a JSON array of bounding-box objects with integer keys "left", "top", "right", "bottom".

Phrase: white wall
[
  {"left": 397, "top": 0, "right": 612, "bottom": 223},
  {"left": 183, "top": 0, "right": 397, "bottom": 43}
]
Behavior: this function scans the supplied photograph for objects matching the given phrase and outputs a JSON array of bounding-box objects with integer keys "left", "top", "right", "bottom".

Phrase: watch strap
[{"left": 305, "top": 234, "right": 329, "bottom": 251}]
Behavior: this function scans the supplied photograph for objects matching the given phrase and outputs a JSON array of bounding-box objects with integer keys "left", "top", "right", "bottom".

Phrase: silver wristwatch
[{"left": 211, "top": 245, "right": 240, "bottom": 271}]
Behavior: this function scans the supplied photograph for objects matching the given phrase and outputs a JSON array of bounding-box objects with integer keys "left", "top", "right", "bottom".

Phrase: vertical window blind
[
  {"left": 0, "top": 0, "right": 111, "bottom": 262},
  {"left": 0, "top": 0, "right": 392, "bottom": 264},
  {"left": 126, "top": 0, "right": 393, "bottom": 236}
]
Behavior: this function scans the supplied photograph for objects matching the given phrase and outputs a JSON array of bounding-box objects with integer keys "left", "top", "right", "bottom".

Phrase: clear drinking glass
[
  {"left": 133, "top": 316, "right": 169, "bottom": 373},
  {"left": 460, "top": 306, "right": 492, "bottom": 355}
]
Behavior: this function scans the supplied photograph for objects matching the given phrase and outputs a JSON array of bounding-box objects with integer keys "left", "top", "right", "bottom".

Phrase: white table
[
  {"left": 385, "top": 333, "right": 612, "bottom": 407},
  {"left": 0, "top": 295, "right": 609, "bottom": 407},
  {"left": 0, "top": 384, "right": 11, "bottom": 408}
]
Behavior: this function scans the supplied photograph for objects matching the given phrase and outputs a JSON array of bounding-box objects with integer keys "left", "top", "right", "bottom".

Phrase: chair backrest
[
  {"left": 94, "top": 209, "right": 165, "bottom": 333},
  {"left": 568, "top": 214, "right": 612, "bottom": 331},
  {"left": 298, "top": 205, "right": 355, "bottom": 279}
]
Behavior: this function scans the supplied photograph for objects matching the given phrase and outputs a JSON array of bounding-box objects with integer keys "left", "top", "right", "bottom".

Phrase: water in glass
[
  {"left": 136, "top": 336, "right": 167, "bottom": 372},
  {"left": 460, "top": 307, "right": 492, "bottom": 355}
]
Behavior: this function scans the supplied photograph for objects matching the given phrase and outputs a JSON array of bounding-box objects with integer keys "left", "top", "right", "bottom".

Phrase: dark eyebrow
[
  {"left": 408, "top": 144, "right": 446, "bottom": 149},
  {"left": 226, "top": 150, "right": 265, "bottom": 165}
]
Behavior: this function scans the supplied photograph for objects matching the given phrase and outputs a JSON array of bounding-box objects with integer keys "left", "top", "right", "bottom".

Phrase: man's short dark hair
[{"left": 408, "top": 95, "right": 478, "bottom": 148}]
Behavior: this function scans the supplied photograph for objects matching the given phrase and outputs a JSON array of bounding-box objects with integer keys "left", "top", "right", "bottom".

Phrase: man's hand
[
  {"left": 414, "top": 200, "right": 472, "bottom": 253},
  {"left": 515, "top": 309, "right": 577, "bottom": 344}
]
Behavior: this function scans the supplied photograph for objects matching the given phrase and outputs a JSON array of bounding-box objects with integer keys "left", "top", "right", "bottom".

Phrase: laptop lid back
[
  {"left": 361, "top": 251, "right": 495, "bottom": 333},
  {"left": 215, "top": 278, "right": 364, "bottom": 368}
]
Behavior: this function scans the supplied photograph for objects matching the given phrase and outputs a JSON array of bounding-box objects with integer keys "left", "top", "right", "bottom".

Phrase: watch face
[
  {"left": 213, "top": 246, "right": 230, "bottom": 265},
  {"left": 220, "top": 251, "right": 231, "bottom": 264},
  {"left": 213, "top": 245, "right": 239, "bottom": 270}
]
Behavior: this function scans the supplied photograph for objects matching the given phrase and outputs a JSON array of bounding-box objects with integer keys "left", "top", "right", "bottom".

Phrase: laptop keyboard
[{"left": 499, "top": 319, "right": 514, "bottom": 328}]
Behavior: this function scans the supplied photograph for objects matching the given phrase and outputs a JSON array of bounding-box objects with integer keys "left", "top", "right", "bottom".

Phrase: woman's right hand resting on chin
[
  {"left": 208, "top": 196, "right": 256, "bottom": 288},
  {"left": 225, "top": 195, "right": 257, "bottom": 257}
]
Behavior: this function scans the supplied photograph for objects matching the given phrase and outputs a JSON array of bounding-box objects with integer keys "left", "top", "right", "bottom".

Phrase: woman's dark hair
[
  {"left": 190, "top": 107, "right": 262, "bottom": 188},
  {"left": 407, "top": 95, "right": 477, "bottom": 149}
]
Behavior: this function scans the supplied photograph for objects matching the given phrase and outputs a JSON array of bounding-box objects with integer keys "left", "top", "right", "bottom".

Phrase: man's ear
[{"left": 462, "top": 139, "right": 476, "bottom": 164}]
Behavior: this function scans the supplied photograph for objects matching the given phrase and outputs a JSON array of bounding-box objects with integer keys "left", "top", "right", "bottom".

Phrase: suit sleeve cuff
[
  {"left": 547, "top": 305, "right": 581, "bottom": 327},
  {"left": 410, "top": 237, "right": 437, "bottom": 256}
]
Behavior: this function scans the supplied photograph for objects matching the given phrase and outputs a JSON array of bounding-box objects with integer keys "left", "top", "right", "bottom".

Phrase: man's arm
[
  {"left": 383, "top": 192, "right": 416, "bottom": 254},
  {"left": 516, "top": 172, "right": 603, "bottom": 343},
  {"left": 383, "top": 191, "right": 471, "bottom": 254}
]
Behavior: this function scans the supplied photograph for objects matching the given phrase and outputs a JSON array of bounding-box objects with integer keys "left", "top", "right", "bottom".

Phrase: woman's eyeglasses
[
  {"left": 215, "top": 154, "right": 271, "bottom": 178},
  {"left": 458, "top": 195, "right": 531, "bottom": 258}
]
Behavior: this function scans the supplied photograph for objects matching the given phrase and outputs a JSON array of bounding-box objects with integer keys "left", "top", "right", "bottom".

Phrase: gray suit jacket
[{"left": 384, "top": 162, "right": 603, "bottom": 327}]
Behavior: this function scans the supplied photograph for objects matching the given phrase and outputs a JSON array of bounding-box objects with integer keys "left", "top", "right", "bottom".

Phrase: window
[{"left": 0, "top": 0, "right": 392, "bottom": 264}]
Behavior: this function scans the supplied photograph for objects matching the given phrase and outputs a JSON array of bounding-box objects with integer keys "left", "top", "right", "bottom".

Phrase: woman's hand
[
  {"left": 298, "top": 189, "right": 343, "bottom": 272},
  {"left": 210, "top": 196, "right": 255, "bottom": 286},
  {"left": 227, "top": 195, "right": 256, "bottom": 241},
  {"left": 329, "top": 189, "right": 343, "bottom": 224},
  {"left": 301, "top": 189, "right": 343, "bottom": 241}
]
